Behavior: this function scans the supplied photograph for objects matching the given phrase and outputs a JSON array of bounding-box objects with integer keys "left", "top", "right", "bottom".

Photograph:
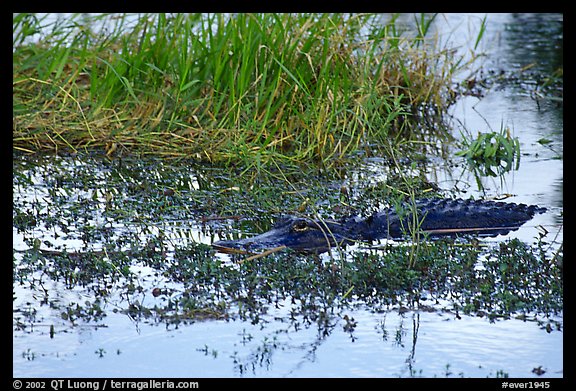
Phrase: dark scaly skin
[{"left": 212, "top": 198, "right": 546, "bottom": 254}]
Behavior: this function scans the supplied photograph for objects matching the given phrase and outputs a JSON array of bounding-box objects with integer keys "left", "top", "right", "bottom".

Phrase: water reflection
[
  {"left": 436, "top": 13, "right": 563, "bottom": 245},
  {"left": 503, "top": 13, "right": 563, "bottom": 72}
]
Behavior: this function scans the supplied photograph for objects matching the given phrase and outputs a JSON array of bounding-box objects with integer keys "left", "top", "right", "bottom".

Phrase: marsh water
[{"left": 13, "top": 14, "right": 563, "bottom": 378}]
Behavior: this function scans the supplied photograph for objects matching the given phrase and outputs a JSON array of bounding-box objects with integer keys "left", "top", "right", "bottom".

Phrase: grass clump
[
  {"left": 457, "top": 125, "right": 521, "bottom": 177},
  {"left": 13, "top": 13, "right": 479, "bottom": 169}
]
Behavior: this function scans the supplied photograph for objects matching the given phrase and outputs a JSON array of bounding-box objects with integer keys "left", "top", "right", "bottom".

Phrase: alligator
[{"left": 212, "top": 198, "right": 546, "bottom": 254}]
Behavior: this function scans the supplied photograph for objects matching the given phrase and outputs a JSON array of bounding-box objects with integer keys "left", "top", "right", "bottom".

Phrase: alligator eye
[{"left": 292, "top": 220, "right": 310, "bottom": 232}]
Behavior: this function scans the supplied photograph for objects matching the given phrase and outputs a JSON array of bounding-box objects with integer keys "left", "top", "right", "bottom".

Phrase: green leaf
[
  {"left": 537, "top": 138, "right": 553, "bottom": 145},
  {"left": 180, "top": 80, "right": 201, "bottom": 92}
]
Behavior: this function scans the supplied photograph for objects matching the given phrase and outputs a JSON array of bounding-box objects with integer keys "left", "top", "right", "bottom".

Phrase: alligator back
[{"left": 368, "top": 198, "right": 546, "bottom": 239}]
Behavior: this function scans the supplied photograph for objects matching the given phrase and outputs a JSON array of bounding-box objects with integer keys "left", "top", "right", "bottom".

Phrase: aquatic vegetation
[
  {"left": 13, "top": 13, "right": 481, "bottom": 170},
  {"left": 456, "top": 126, "right": 520, "bottom": 178},
  {"left": 13, "top": 154, "right": 563, "bottom": 329}
]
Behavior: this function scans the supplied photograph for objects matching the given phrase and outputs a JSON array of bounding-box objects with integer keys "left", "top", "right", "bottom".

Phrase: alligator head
[{"left": 212, "top": 215, "right": 354, "bottom": 254}]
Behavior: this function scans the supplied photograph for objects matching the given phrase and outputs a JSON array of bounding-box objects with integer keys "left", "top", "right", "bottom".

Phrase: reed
[{"left": 13, "top": 13, "right": 481, "bottom": 169}]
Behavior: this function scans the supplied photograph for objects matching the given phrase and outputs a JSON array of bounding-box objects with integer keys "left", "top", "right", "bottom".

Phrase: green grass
[{"left": 13, "top": 13, "right": 481, "bottom": 170}]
